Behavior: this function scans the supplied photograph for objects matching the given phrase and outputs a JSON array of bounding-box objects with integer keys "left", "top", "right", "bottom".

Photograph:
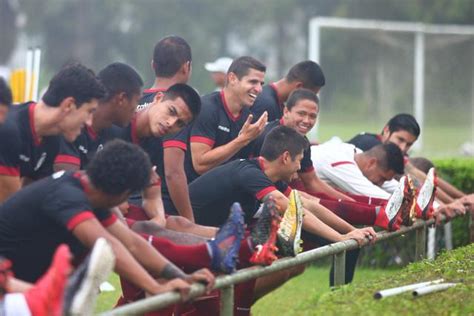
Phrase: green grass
[
  {"left": 96, "top": 266, "right": 400, "bottom": 314},
  {"left": 296, "top": 244, "right": 474, "bottom": 316},
  {"left": 252, "top": 266, "right": 400, "bottom": 316},
  {"left": 97, "top": 244, "right": 473, "bottom": 315}
]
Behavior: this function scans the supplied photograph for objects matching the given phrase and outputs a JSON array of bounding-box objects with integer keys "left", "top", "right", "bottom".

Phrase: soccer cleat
[
  {"left": 414, "top": 168, "right": 437, "bottom": 220},
  {"left": 208, "top": 202, "right": 245, "bottom": 274},
  {"left": 64, "top": 238, "right": 115, "bottom": 316},
  {"left": 0, "top": 256, "right": 13, "bottom": 300},
  {"left": 249, "top": 197, "right": 281, "bottom": 266},
  {"left": 277, "top": 190, "right": 304, "bottom": 257},
  {"left": 24, "top": 244, "right": 72, "bottom": 316},
  {"left": 375, "top": 176, "right": 410, "bottom": 231},
  {"left": 400, "top": 175, "right": 417, "bottom": 226}
]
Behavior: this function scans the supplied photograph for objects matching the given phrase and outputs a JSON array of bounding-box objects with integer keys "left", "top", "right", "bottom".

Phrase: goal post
[{"left": 308, "top": 17, "right": 474, "bottom": 153}]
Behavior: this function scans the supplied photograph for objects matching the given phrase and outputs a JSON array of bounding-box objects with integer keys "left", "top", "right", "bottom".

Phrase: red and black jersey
[
  {"left": 250, "top": 84, "right": 283, "bottom": 122},
  {"left": 248, "top": 119, "right": 314, "bottom": 174},
  {"left": 0, "top": 170, "right": 116, "bottom": 282},
  {"left": 347, "top": 133, "right": 382, "bottom": 151},
  {"left": 179, "top": 158, "right": 291, "bottom": 227},
  {"left": 55, "top": 125, "right": 116, "bottom": 170},
  {"left": 0, "top": 102, "right": 60, "bottom": 181},
  {"left": 185, "top": 90, "right": 251, "bottom": 182}
]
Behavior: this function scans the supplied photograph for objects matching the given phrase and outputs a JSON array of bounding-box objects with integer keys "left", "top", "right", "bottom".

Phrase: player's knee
[
  {"left": 166, "top": 215, "right": 193, "bottom": 230},
  {"left": 287, "top": 264, "right": 306, "bottom": 278}
]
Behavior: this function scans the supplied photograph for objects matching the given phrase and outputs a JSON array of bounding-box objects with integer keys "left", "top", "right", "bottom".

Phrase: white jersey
[{"left": 311, "top": 142, "right": 391, "bottom": 199}]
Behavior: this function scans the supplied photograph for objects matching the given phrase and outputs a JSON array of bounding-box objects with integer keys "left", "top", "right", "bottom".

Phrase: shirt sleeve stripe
[
  {"left": 0, "top": 166, "right": 20, "bottom": 176},
  {"left": 163, "top": 140, "right": 187, "bottom": 151},
  {"left": 101, "top": 214, "right": 118, "bottom": 227},
  {"left": 54, "top": 155, "right": 81, "bottom": 166},
  {"left": 67, "top": 211, "right": 95, "bottom": 230},
  {"left": 190, "top": 136, "right": 215, "bottom": 147},
  {"left": 331, "top": 161, "right": 355, "bottom": 167},
  {"left": 255, "top": 186, "right": 277, "bottom": 200}
]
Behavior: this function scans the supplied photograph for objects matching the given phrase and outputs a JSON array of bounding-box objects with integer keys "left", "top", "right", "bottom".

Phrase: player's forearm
[
  {"left": 435, "top": 187, "right": 454, "bottom": 204},
  {"left": 167, "top": 176, "right": 195, "bottom": 222},
  {"left": 111, "top": 237, "right": 163, "bottom": 294},
  {"left": 192, "top": 139, "right": 246, "bottom": 174},
  {"left": 302, "top": 197, "right": 355, "bottom": 233},
  {"left": 437, "top": 177, "right": 465, "bottom": 199},
  {"left": 302, "top": 210, "right": 344, "bottom": 242},
  {"left": 126, "top": 231, "right": 177, "bottom": 277},
  {"left": 305, "top": 176, "right": 353, "bottom": 201}
]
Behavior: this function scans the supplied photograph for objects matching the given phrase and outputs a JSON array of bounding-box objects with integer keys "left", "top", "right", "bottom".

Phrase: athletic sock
[{"left": 319, "top": 199, "right": 377, "bottom": 225}]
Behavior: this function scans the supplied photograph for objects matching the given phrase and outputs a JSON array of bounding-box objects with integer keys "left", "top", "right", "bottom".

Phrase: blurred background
[{"left": 1, "top": 0, "right": 473, "bottom": 157}]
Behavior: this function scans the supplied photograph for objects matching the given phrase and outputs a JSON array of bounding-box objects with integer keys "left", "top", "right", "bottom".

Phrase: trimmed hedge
[{"left": 357, "top": 158, "right": 474, "bottom": 268}]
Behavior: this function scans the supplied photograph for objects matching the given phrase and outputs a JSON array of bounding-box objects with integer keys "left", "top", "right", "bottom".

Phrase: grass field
[{"left": 96, "top": 266, "right": 401, "bottom": 314}]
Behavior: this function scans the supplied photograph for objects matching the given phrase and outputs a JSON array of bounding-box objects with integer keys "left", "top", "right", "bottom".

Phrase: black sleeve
[
  {"left": 42, "top": 180, "right": 94, "bottom": 231},
  {"left": 190, "top": 104, "right": 218, "bottom": 147},
  {"left": 0, "top": 122, "right": 21, "bottom": 176},
  {"left": 54, "top": 136, "right": 81, "bottom": 167},
  {"left": 163, "top": 125, "right": 191, "bottom": 151},
  {"left": 237, "top": 163, "right": 277, "bottom": 201}
]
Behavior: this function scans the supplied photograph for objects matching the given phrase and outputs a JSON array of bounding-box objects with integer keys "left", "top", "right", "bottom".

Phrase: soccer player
[
  {"left": 137, "top": 35, "right": 192, "bottom": 110},
  {"left": 348, "top": 113, "right": 465, "bottom": 203},
  {"left": 249, "top": 88, "right": 351, "bottom": 201},
  {"left": 0, "top": 140, "right": 214, "bottom": 299},
  {"left": 0, "top": 63, "right": 106, "bottom": 203},
  {"left": 250, "top": 60, "right": 325, "bottom": 121},
  {"left": 184, "top": 56, "right": 268, "bottom": 184},
  {"left": 179, "top": 126, "right": 376, "bottom": 309},
  {"left": 137, "top": 35, "right": 196, "bottom": 222}
]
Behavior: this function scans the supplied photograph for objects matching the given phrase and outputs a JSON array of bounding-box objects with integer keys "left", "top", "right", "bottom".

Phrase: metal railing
[{"left": 102, "top": 216, "right": 454, "bottom": 316}]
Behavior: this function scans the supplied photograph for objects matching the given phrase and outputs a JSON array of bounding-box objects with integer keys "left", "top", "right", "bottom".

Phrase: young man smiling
[{"left": 183, "top": 56, "right": 268, "bottom": 184}]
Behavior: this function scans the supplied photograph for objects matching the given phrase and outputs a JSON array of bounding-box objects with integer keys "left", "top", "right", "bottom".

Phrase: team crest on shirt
[
  {"left": 78, "top": 145, "right": 88, "bottom": 154},
  {"left": 52, "top": 170, "right": 65, "bottom": 179},
  {"left": 218, "top": 125, "right": 230, "bottom": 133},
  {"left": 34, "top": 152, "right": 47, "bottom": 171},
  {"left": 19, "top": 154, "right": 30, "bottom": 162},
  {"left": 97, "top": 144, "right": 104, "bottom": 152}
]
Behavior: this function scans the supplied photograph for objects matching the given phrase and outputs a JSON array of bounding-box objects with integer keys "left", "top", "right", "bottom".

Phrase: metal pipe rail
[{"left": 102, "top": 216, "right": 447, "bottom": 316}]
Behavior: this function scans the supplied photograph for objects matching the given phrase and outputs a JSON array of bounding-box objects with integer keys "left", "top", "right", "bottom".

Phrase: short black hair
[
  {"left": 0, "top": 77, "right": 12, "bottom": 107},
  {"left": 286, "top": 61, "right": 325, "bottom": 89},
  {"left": 261, "top": 125, "right": 309, "bottom": 161},
  {"left": 98, "top": 63, "right": 143, "bottom": 102},
  {"left": 386, "top": 113, "right": 420, "bottom": 138},
  {"left": 409, "top": 157, "right": 434, "bottom": 174},
  {"left": 152, "top": 35, "right": 192, "bottom": 78},
  {"left": 162, "top": 83, "right": 201, "bottom": 120},
  {"left": 86, "top": 139, "right": 151, "bottom": 195},
  {"left": 227, "top": 56, "right": 266, "bottom": 80},
  {"left": 42, "top": 63, "right": 106, "bottom": 108},
  {"left": 365, "top": 143, "right": 405, "bottom": 174},
  {"left": 286, "top": 88, "right": 319, "bottom": 111}
]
